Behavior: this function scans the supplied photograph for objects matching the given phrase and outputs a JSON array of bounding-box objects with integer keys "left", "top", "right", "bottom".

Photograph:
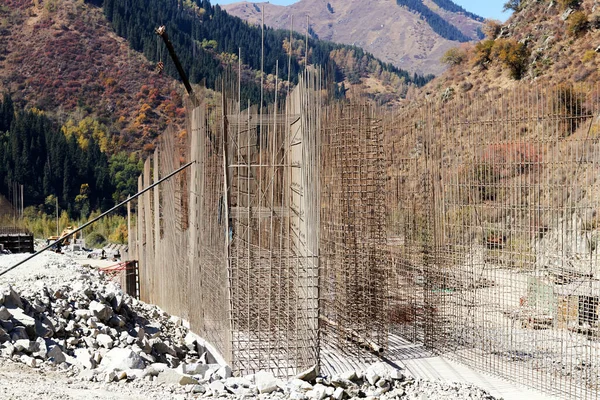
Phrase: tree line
[
  {"left": 101, "top": 0, "right": 432, "bottom": 104},
  {"left": 430, "top": 0, "right": 484, "bottom": 22},
  {"left": 396, "top": 0, "right": 472, "bottom": 42},
  {"left": 0, "top": 94, "right": 141, "bottom": 219}
]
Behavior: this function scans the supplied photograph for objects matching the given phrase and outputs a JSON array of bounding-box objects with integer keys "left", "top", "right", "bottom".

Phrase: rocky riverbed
[{"left": 0, "top": 252, "right": 498, "bottom": 399}]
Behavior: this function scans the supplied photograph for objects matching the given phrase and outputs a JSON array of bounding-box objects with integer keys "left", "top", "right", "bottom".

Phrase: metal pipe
[{"left": 0, "top": 161, "right": 194, "bottom": 277}]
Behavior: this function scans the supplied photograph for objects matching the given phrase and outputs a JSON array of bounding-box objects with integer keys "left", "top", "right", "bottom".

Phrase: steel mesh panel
[{"left": 320, "top": 102, "right": 389, "bottom": 364}]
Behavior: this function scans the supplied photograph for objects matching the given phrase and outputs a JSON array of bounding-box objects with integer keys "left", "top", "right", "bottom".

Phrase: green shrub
[
  {"left": 568, "top": 11, "right": 589, "bottom": 37},
  {"left": 558, "top": 0, "right": 580, "bottom": 10},
  {"left": 493, "top": 39, "right": 530, "bottom": 80},
  {"left": 85, "top": 232, "right": 107, "bottom": 248},
  {"left": 441, "top": 47, "right": 466, "bottom": 66},
  {"left": 472, "top": 39, "right": 495, "bottom": 69}
]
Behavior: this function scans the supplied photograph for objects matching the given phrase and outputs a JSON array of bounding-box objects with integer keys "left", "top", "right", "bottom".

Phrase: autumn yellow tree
[{"left": 61, "top": 117, "right": 110, "bottom": 152}]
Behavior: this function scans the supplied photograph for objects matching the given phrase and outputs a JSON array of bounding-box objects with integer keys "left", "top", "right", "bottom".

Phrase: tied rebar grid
[
  {"left": 319, "top": 102, "right": 389, "bottom": 368},
  {"left": 132, "top": 69, "right": 600, "bottom": 398},
  {"left": 387, "top": 83, "right": 600, "bottom": 400},
  {"left": 227, "top": 71, "right": 320, "bottom": 376},
  {"left": 133, "top": 71, "right": 321, "bottom": 376}
]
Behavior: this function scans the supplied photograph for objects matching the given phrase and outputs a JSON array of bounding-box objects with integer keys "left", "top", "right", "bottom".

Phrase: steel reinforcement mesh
[
  {"left": 133, "top": 77, "right": 600, "bottom": 398},
  {"left": 319, "top": 102, "right": 390, "bottom": 371},
  {"left": 133, "top": 72, "right": 321, "bottom": 376},
  {"left": 227, "top": 72, "right": 320, "bottom": 376},
  {"left": 386, "top": 84, "right": 600, "bottom": 399}
]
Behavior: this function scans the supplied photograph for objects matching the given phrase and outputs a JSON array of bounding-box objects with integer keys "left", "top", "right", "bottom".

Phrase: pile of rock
[
  {"left": 182, "top": 362, "right": 497, "bottom": 399},
  {"left": 0, "top": 263, "right": 224, "bottom": 385}
]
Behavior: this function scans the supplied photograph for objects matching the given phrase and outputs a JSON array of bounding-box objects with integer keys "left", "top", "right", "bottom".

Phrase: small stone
[
  {"left": 108, "top": 315, "right": 126, "bottom": 328},
  {"left": 165, "top": 354, "right": 180, "bottom": 368},
  {"left": 88, "top": 301, "right": 113, "bottom": 322},
  {"left": 152, "top": 339, "right": 177, "bottom": 357},
  {"left": 10, "top": 327, "right": 28, "bottom": 342},
  {"left": 389, "top": 369, "right": 404, "bottom": 380},
  {"left": 290, "top": 391, "right": 307, "bottom": 400},
  {"left": 0, "top": 306, "right": 11, "bottom": 320},
  {"left": 332, "top": 387, "right": 345, "bottom": 400},
  {"left": 79, "top": 369, "right": 96, "bottom": 382},
  {"left": 0, "top": 285, "right": 23, "bottom": 309},
  {"left": 330, "top": 376, "right": 353, "bottom": 389},
  {"left": 1, "top": 343, "right": 15, "bottom": 358},
  {"left": 306, "top": 383, "right": 327, "bottom": 400},
  {"left": 364, "top": 369, "right": 380, "bottom": 386},
  {"left": 7, "top": 307, "right": 35, "bottom": 330},
  {"left": 387, "top": 388, "right": 405, "bottom": 397},
  {"left": 216, "top": 365, "right": 232, "bottom": 379},
  {"left": 124, "top": 369, "right": 145, "bottom": 380},
  {"left": 177, "top": 362, "right": 211, "bottom": 375},
  {"left": 289, "top": 378, "right": 313, "bottom": 392},
  {"left": 14, "top": 339, "right": 35, "bottom": 353},
  {"left": 192, "top": 384, "right": 206, "bottom": 394},
  {"left": 255, "top": 370, "right": 279, "bottom": 394},
  {"left": 74, "top": 348, "right": 95, "bottom": 369},
  {"left": 0, "top": 327, "right": 9, "bottom": 343},
  {"left": 99, "top": 347, "right": 144, "bottom": 371},
  {"left": 47, "top": 345, "right": 66, "bottom": 364},
  {"left": 209, "top": 380, "right": 226, "bottom": 395},
  {"left": 105, "top": 371, "right": 117, "bottom": 382},
  {"left": 33, "top": 337, "right": 47, "bottom": 358},
  {"left": 295, "top": 364, "right": 319, "bottom": 382},
  {"left": 156, "top": 369, "right": 199, "bottom": 385},
  {"left": 96, "top": 333, "right": 114, "bottom": 349},
  {"left": 20, "top": 354, "right": 37, "bottom": 368}
]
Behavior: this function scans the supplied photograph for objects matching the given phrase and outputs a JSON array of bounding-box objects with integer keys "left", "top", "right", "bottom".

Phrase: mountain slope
[
  {"left": 0, "top": 0, "right": 186, "bottom": 153},
  {"left": 429, "top": 0, "right": 600, "bottom": 97},
  {"left": 101, "top": 0, "right": 433, "bottom": 104},
  {"left": 223, "top": 0, "right": 484, "bottom": 75}
]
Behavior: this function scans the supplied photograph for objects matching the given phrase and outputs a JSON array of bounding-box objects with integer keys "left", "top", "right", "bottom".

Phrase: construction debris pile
[{"left": 0, "top": 253, "right": 498, "bottom": 399}]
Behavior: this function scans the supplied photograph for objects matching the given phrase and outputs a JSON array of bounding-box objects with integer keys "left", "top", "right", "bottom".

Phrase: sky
[{"left": 211, "top": 0, "right": 512, "bottom": 22}]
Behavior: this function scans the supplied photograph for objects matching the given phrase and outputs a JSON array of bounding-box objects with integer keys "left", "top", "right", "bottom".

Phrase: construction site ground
[{"left": 0, "top": 250, "right": 559, "bottom": 400}]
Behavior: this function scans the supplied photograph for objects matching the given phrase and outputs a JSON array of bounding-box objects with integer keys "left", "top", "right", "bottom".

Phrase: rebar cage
[{"left": 131, "top": 79, "right": 600, "bottom": 399}]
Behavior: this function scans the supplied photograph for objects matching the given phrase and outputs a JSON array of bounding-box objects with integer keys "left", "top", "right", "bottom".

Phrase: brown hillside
[
  {"left": 427, "top": 0, "right": 600, "bottom": 99},
  {"left": 223, "top": 0, "right": 483, "bottom": 76},
  {"left": 0, "top": 0, "right": 186, "bottom": 154}
]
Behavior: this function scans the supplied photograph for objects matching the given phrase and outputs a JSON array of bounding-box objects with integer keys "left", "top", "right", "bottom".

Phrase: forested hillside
[
  {"left": 0, "top": 95, "right": 111, "bottom": 216},
  {"left": 102, "top": 0, "right": 433, "bottom": 103},
  {"left": 430, "top": 0, "right": 484, "bottom": 22},
  {"left": 395, "top": 0, "right": 472, "bottom": 42},
  {"left": 0, "top": 94, "right": 141, "bottom": 219}
]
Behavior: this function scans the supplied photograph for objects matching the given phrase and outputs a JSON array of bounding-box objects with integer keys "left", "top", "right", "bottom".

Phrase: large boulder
[
  {"left": 0, "top": 285, "right": 23, "bottom": 309},
  {"left": 99, "top": 347, "right": 144, "bottom": 371},
  {"left": 156, "top": 369, "right": 199, "bottom": 385},
  {"left": 88, "top": 301, "right": 113, "bottom": 322}
]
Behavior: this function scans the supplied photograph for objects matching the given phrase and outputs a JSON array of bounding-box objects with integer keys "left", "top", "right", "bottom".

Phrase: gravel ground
[{"left": 0, "top": 251, "right": 499, "bottom": 400}]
